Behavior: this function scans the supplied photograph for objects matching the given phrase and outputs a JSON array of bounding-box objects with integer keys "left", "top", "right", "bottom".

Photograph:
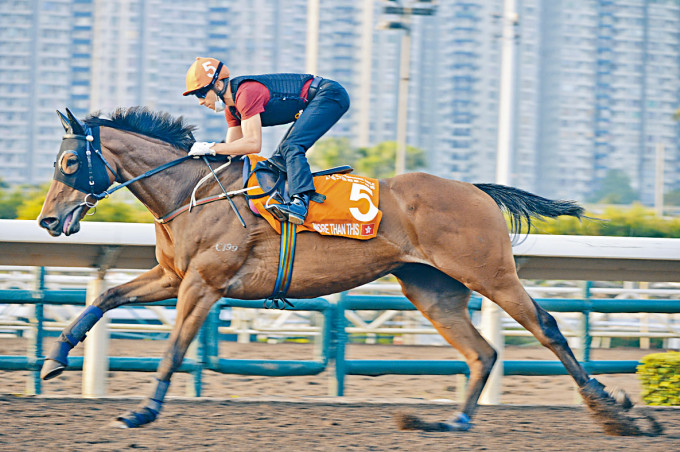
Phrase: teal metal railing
[{"left": 1, "top": 283, "right": 678, "bottom": 396}]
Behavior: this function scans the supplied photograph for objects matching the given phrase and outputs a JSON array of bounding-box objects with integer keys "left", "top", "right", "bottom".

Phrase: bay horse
[{"left": 37, "top": 107, "right": 659, "bottom": 435}]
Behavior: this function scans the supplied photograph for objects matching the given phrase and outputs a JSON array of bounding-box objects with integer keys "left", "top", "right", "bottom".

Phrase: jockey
[{"left": 183, "top": 57, "right": 350, "bottom": 225}]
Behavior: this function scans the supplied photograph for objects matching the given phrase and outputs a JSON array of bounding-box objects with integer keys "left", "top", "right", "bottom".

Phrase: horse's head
[{"left": 38, "top": 109, "right": 116, "bottom": 236}]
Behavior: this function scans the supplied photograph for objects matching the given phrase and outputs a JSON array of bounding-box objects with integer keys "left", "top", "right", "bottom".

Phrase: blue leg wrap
[
  {"left": 63, "top": 305, "right": 104, "bottom": 346},
  {"left": 117, "top": 379, "right": 170, "bottom": 428},
  {"left": 46, "top": 305, "right": 104, "bottom": 366},
  {"left": 442, "top": 412, "right": 472, "bottom": 431},
  {"left": 47, "top": 341, "right": 72, "bottom": 366},
  {"left": 148, "top": 378, "right": 170, "bottom": 412},
  {"left": 117, "top": 407, "right": 159, "bottom": 428}
]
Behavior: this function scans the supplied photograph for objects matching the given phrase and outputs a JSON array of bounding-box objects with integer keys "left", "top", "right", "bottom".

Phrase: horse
[{"left": 37, "top": 107, "right": 660, "bottom": 435}]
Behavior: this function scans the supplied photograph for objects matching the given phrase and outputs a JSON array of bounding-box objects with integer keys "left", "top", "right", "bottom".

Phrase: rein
[
  {"left": 156, "top": 186, "right": 259, "bottom": 224},
  {"left": 97, "top": 155, "right": 193, "bottom": 200},
  {"left": 81, "top": 127, "right": 194, "bottom": 216}
]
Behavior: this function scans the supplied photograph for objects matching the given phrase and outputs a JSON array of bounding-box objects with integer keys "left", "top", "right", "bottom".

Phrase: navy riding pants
[{"left": 275, "top": 80, "right": 350, "bottom": 196}]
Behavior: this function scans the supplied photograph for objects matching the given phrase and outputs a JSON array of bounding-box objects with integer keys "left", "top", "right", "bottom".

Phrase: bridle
[
  {"left": 54, "top": 123, "right": 192, "bottom": 212},
  {"left": 53, "top": 109, "right": 249, "bottom": 226}
]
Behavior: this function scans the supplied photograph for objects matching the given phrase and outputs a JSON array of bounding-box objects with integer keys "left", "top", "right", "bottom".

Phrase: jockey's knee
[{"left": 278, "top": 143, "right": 306, "bottom": 159}]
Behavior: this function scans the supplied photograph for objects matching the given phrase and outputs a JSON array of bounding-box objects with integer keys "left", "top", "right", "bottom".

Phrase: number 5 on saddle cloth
[
  {"left": 242, "top": 155, "right": 382, "bottom": 308},
  {"left": 242, "top": 154, "right": 383, "bottom": 240}
]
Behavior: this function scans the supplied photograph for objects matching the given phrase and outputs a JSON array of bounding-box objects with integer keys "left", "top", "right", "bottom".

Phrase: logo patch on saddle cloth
[{"left": 245, "top": 156, "right": 382, "bottom": 240}]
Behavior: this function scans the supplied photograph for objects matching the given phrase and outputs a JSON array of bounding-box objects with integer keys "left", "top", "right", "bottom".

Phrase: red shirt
[{"left": 225, "top": 79, "right": 313, "bottom": 127}]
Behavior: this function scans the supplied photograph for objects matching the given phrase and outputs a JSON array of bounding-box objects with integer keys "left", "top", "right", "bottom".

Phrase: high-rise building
[
  {"left": 424, "top": 1, "right": 504, "bottom": 184},
  {"left": 1, "top": 0, "right": 679, "bottom": 207},
  {"left": 534, "top": 0, "right": 680, "bottom": 203},
  {"left": 0, "top": 0, "right": 208, "bottom": 184},
  {"left": 203, "top": 0, "right": 363, "bottom": 156},
  {"left": 89, "top": 0, "right": 206, "bottom": 134},
  {"left": 0, "top": 0, "right": 92, "bottom": 184}
]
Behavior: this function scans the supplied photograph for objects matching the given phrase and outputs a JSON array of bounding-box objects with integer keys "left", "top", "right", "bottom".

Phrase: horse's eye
[{"left": 59, "top": 151, "right": 80, "bottom": 175}]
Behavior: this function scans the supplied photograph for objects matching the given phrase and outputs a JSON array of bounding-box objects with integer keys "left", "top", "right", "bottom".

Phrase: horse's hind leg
[
  {"left": 115, "top": 272, "right": 221, "bottom": 428},
  {"left": 477, "top": 273, "right": 591, "bottom": 385},
  {"left": 477, "top": 271, "right": 659, "bottom": 435},
  {"left": 393, "top": 264, "right": 496, "bottom": 431}
]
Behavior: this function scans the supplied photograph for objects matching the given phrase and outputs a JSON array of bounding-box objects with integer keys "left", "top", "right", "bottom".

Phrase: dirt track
[
  {"left": 1, "top": 396, "right": 679, "bottom": 451},
  {"left": 2, "top": 340, "right": 679, "bottom": 450}
]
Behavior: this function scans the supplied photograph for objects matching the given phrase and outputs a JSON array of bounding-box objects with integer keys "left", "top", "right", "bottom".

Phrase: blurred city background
[
  {"left": 1, "top": 1, "right": 680, "bottom": 410},
  {"left": 0, "top": 0, "right": 679, "bottom": 208}
]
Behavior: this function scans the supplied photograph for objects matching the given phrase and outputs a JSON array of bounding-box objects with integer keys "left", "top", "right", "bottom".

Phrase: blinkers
[{"left": 54, "top": 109, "right": 116, "bottom": 199}]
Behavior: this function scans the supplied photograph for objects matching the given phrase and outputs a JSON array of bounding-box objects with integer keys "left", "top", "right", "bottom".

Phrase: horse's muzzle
[
  {"left": 39, "top": 216, "right": 61, "bottom": 236},
  {"left": 38, "top": 204, "right": 85, "bottom": 237}
]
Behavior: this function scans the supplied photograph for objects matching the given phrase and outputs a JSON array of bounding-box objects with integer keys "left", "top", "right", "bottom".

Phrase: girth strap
[{"left": 265, "top": 220, "right": 297, "bottom": 309}]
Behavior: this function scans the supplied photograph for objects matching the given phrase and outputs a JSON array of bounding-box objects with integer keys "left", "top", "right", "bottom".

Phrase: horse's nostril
[{"left": 39, "top": 217, "right": 58, "bottom": 229}]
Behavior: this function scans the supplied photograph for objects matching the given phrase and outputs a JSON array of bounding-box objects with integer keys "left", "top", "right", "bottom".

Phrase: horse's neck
[{"left": 104, "top": 130, "right": 241, "bottom": 219}]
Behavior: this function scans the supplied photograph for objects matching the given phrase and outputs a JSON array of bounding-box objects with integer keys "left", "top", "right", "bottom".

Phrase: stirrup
[
  {"left": 269, "top": 205, "right": 305, "bottom": 225},
  {"left": 266, "top": 195, "right": 308, "bottom": 225},
  {"left": 265, "top": 203, "right": 290, "bottom": 222}
]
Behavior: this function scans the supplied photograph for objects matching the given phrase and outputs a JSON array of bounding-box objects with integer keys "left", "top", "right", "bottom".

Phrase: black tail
[{"left": 474, "top": 183, "right": 585, "bottom": 236}]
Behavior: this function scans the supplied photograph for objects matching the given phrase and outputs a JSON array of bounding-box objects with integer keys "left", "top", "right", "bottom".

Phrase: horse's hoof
[
  {"left": 107, "top": 420, "right": 130, "bottom": 429},
  {"left": 579, "top": 378, "right": 663, "bottom": 436},
  {"left": 611, "top": 388, "right": 634, "bottom": 411},
  {"left": 40, "top": 359, "right": 65, "bottom": 380},
  {"left": 441, "top": 413, "right": 472, "bottom": 431},
  {"left": 395, "top": 412, "right": 472, "bottom": 432},
  {"left": 116, "top": 406, "right": 159, "bottom": 428}
]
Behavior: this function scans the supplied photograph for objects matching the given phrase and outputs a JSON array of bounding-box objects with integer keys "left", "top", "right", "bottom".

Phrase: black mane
[{"left": 84, "top": 107, "right": 197, "bottom": 150}]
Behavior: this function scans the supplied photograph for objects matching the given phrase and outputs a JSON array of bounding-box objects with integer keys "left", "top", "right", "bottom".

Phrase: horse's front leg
[
  {"left": 115, "top": 272, "right": 221, "bottom": 428},
  {"left": 41, "top": 265, "right": 181, "bottom": 380}
]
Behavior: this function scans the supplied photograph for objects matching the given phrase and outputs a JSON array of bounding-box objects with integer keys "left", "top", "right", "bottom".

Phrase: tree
[
  {"left": 587, "top": 169, "right": 638, "bottom": 204},
  {"left": 538, "top": 203, "right": 680, "bottom": 238},
  {"left": 308, "top": 138, "right": 427, "bottom": 179},
  {"left": 0, "top": 182, "right": 44, "bottom": 219},
  {"left": 354, "top": 141, "right": 425, "bottom": 179},
  {"left": 307, "top": 137, "right": 359, "bottom": 171}
]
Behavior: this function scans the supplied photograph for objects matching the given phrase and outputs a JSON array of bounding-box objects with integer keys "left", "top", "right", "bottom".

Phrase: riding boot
[{"left": 270, "top": 193, "right": 309, "bottom": 225}]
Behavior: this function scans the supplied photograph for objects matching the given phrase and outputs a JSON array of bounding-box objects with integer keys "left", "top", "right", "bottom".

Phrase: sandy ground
[
  {"left": 0, "top": 397, "right": 678, "bottom": 451},
  {"left": 1, "top": 337, "right": 678, "bottom": 450}
]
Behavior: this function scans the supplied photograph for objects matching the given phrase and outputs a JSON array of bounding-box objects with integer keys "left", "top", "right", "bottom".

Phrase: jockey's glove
[{"left": 188, "top": 141, "right": 216, "bottom": 157}]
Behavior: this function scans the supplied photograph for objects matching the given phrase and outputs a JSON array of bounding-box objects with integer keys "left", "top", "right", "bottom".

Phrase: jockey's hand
[{"left": 188, "top": 142, "right": 216, "bottom": 157}]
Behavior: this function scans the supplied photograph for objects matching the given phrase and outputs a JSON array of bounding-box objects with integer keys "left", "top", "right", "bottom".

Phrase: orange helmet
[{"left": 183, "top": 57, "right": 230, "bottom": 96}]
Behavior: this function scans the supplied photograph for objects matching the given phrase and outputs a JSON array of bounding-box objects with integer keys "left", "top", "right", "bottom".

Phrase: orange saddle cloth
[{"left": 245, "top": 155, "right": 382, "bottom": 240}]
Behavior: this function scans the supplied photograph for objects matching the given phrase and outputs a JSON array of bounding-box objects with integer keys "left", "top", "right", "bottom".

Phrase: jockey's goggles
[
  {"left": 193, "top": 62, "right": 224, "bottom": 98},
  {"left": 193, "top": 85, "right": 213, "bottom": 99}
]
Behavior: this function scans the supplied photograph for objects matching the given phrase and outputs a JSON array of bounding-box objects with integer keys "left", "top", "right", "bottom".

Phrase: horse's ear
[
  {"left": 65, "top": 108, "right": 85, "bottom": 135},
  {"left": 56, "top": 110, "right": 71, "bottom": 132}
]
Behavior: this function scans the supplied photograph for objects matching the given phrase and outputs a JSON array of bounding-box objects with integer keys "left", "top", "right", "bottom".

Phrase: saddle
[
  {"left": 242, "top": 154, "right": 353, "bottom": 214},
  {"left": 242, "top": 154, "right": 354, "bottom": 309}
]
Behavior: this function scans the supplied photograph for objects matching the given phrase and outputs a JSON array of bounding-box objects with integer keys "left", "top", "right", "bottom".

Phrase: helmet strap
[{"left": 214, "top": 77, "right": 229, "bottom": 101}]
